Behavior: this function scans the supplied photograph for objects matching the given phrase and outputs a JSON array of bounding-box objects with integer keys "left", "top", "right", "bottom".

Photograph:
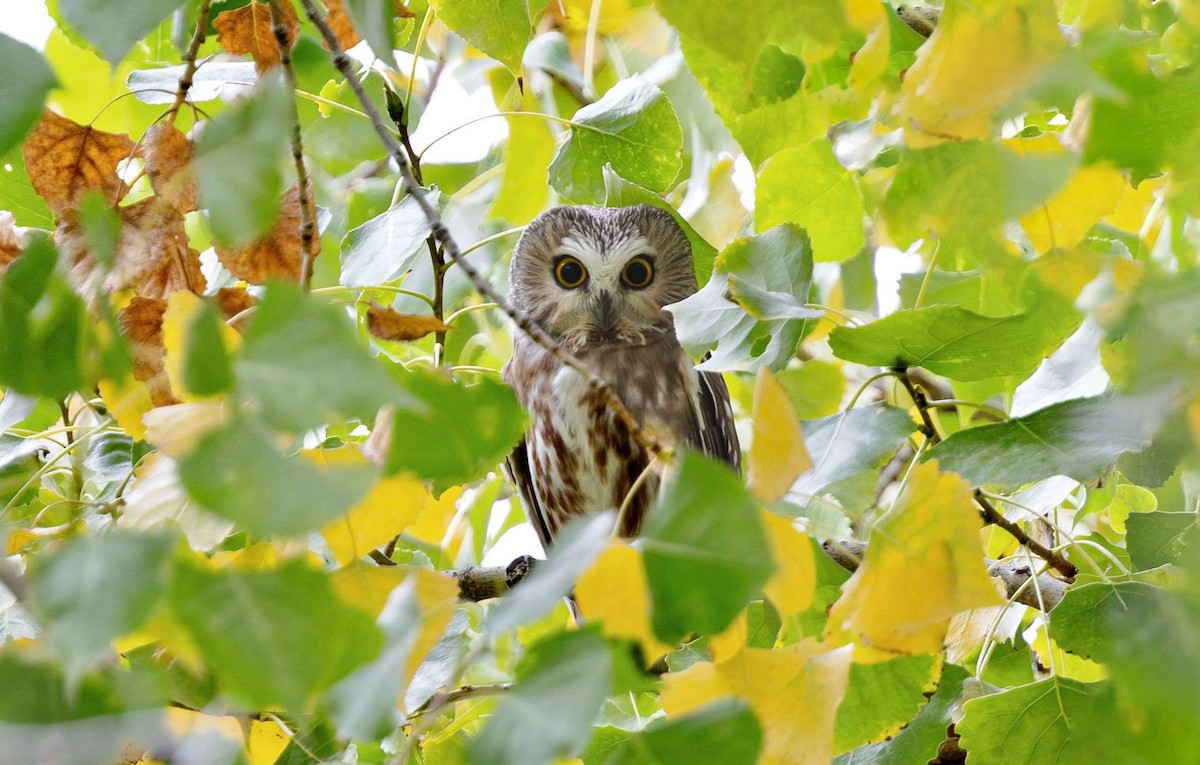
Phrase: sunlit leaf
[
  {"left": 748, "top": 367, "right": 811, "bottom": 501},
  {"left": 22, "top": 110, "right": 135, "bottom": 214},
  {"left": 575, "top": 542, "right": 675, "bottom": 665},
  {"left": 833, "top": 651, "right": 941, "bottom": 753},
  {"left": 321, "top": 473, "right": 427, "bottom": 564},
  {"left": 430, "top": 0, "right": 533, "bottom": 75},
  {"left": 213, "top": 0, "right": 300, "bottom": 74}
]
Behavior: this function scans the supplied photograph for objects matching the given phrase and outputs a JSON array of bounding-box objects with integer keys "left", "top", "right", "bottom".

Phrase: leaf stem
[{"left": 166, "top": 0, "right": 212, "bottom": 123}]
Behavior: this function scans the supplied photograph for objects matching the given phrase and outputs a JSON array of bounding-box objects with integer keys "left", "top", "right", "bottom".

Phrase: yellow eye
[
  {"left": 621, "top": 256, "right": 654, "bottom": 289},
  {"left": 554, "top": 256, "right": 588, "bottom": 289}
]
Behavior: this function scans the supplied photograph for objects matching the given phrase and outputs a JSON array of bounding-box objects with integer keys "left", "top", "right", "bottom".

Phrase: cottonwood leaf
[
  {"left": 1126, "top": 511, "right": 1199, "bottom": 571},
  {"left": 491, "top": 115, "right": 554, "bottom": 226},
  {"left": 641, "top": 451, "right": 775, "bottom": 643},
  {"left": 0, "top": 34, "right": 56, "bottom": 156},
  {"left": 834, "top": 651, "right": 942, "bottom": 753},
  {"left": 143, "top": 124, "right": 197, "bottom": 214},
  {"left": 829, "top": 301, "right": 1079, "bottom": 382},
  {"left": 213, "top": 0, "right": 301, "bottom": 74},
  {"left": 57, "top": 0, "right": 190, "bottom": 64},
  {"left": 606, "top": 699, "right": 762, "bottom": 765},
  {"left": 826, "top": 461, "right": 1002, "bottom": 654},
  {"left": 326, "top": 0, "right": 413, "bottom": 66},
  {"left": 118, "top": 296, "right": 175, "bottom": 407},
  {"left": 320, "top": 472, "right": 427, "bottom": 565},
  {"left": 214, "top": 181, "right": 320, "bottom": 283},
  {"left": 748, "top": 367, "right": 811, "bottom": 501},
  {"left": 161, "top": 291, "right": 239, "bottom": 400},
  {"left": 429, "top": 0, "right": 533, "bottom": 76},
  {"left": 339, "top": 189, "right": 438, "bottom": 287},
  {"left": 120, "top": 454, "right": 234, "bottom": 552},
  {"left": 142, "top": 401, "right": 228, "bottom": 459},
  {"left": 22, "top": 110, "right": 136, "bottom": 213},
  {"left": 1052, "top": 581, "right": 1158, "bottom": 663},
  {"left": 125, "top": 62, "right": 258, "bottom": 105},
  {"left": 195, "top": 73, "right": 291, "bottom": 248},
  {"left": 57, "top": 197, "right": 205, "bottom": 299},
  {"left": 927, "top": 389, "right": 1174, "bottom": 489},
  {"left": 548, "top": 76, "right": 682, "bottom": 204},
  {"left": 1019, "top": 162, "right": 1125, "bottom": 255},
  {"left": 668, "top": 224, "right": 817, "bottom": 372},
  {"left": 575, "top": 542, "right": 675, "bottom": 666},
  {"left": 170, "top": 557, "right": 384, "bottom": 712},
  {"left": 366, "top": 302, "right": 451, "bottom": 342},
  {"left": 789, "top": 403, "right": 915, "bottom": 501},
  {"left": 661, "top": 640, "right": 854, "bottom": 765},
  {"left": 468, "top": 629, "right": 611, "bottom": 765},
  {"left": 756, "top": 139, "right": 866, "bottom": 263},
  {"left": 761, "top": 511, "right": 816, "bottom": 620}
]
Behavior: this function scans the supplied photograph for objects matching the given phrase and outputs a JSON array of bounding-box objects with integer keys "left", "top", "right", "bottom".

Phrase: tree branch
[
  {"left": 166, "top": 0, "right": 212, "bottom": 122},
  {"left": 296, "top": 0, "right": 666, "bottom": 460}
]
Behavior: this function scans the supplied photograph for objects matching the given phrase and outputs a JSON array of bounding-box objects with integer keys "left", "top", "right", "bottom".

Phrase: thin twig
[
  {"left": 267, "top": 0, "right": 317, "bottom": 289},
  {"left": 409, "top": 683, "right": 512, "bottom": 718},
  {"left": 296, "top": 0, "right": 664, "bottom": 458},
  {"left": 975, "top": 492, "right": 1077, "bottom": 579},
  {"left": 166, "top": 0, "right": 212, "bottom": 122}
]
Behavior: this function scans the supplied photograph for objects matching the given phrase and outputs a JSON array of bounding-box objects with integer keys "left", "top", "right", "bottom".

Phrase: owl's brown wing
[
  {"left": 504, "top": 439, "right": 555, "bottom": 552},
  {"left": 688, "top": 366, "right": 742, "bottom": 475}
]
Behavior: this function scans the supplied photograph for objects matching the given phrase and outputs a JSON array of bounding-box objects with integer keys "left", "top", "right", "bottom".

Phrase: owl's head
[{"left": 509, "top": 205, "right": 697, "bottom": 350}]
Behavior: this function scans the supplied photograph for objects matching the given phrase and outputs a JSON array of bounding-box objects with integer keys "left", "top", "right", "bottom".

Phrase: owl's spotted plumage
[{"left": 503, "top": 205, "right": 740, "bottom": 549}]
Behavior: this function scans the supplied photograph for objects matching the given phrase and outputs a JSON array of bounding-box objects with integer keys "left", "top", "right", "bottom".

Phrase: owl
[{"left": 503, "top": 205, "right": 741, "bottom": 549}]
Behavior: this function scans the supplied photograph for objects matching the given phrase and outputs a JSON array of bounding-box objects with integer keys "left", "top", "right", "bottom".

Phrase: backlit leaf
[
  {"left": 321, "top": 473, "right": 427, "bottom": 564},
  {"left": 748, "top": 367, "right": 811, "bottom": 502},
  {"left": 143, "top": 123, "right": 198, "bottom": 214},
  {"left": 22, "top": 110, "right": 135, "bottom": 214},
  {"left": 213, "top": 0, "right": 301, "bottom": 74},
  {"left": 58, "top": 0, "right": 189, "bottom": 64},
  {"left": 214, "top": 180, "right": 320, "bottom": 283},
  {"left": 430, "top": 0, "right": 532, "bottom": 75},
  {"left": 575, "top": 542, "right": 675, "bottom": 665}
]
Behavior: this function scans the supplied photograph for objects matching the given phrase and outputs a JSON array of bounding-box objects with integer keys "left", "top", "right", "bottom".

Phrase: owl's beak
[{"left": 593, "top": 291, "right": 618, "bottom": 331}]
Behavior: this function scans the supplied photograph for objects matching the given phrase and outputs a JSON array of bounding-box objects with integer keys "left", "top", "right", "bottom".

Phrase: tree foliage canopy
[{"left": 1, "top": 0, "right": 1199, "bottom": 763}]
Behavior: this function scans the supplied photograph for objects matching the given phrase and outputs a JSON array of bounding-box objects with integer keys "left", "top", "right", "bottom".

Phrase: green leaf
[
  {"left": 834, "top": 664, "right": 967, "bottom": 765},
  {"left": 339, "top": 189, "right": 438, "bottom": 287},
  {"left": 0, "top": 34, "right": 56, "bottom": 155},
  {"left": 641, "top": 451, "right": 775, "bottom": 643},
  {"left": 834, "top": 654, "right": 941, "bottom": 753},
  {"left": 57, "top": 0, "right": 187, "bottom": 64},
  {"left": 756, "top": 139, "right": 865, "bottom": 263},
  {"left": 774, "top": 361, "right": 844, "bottom": 419},
  {"left": 606, "top": 699, "right": 762, "bottom": 765},
  {"left": 1126, "top": 511, "right": 1199, "bottom": 571},
  {"left": 523, "top": 32, "right": 584, "bottom": 93},
  {"left": 548, "top": 76, "right": 683, "bottom": 204},
  {"left": 491, "top": 116, "right": 554, "bottom": 226},
  {"left": 386, "top": 371, "right": 527, "bottom": 489},
  {"left": 791, "top": 403, "right": 916, "bottom": 500},
  {"left": 181, "top": 299, "right": 234, "bottom": 396},
  {"left": 926, "top": 389, "right": 1173, "bottom": 489},
  {"left": 0, "top": 235, "right": 86, "bottom": 399},
  {"left": 237, "top": 283, "right": 407, "bottom": 432},
  {"left": 602, "top": 167, "right": 718, "bottom": 285},
  {"left": 956, "top": 678, "right": 1127, "bottom": 764},
  {"left": 429, "top": 0, "right": 532, "bottom": 75},
  {"left": 830, "top": 301, "right": 1079, "bottom": 382},
  {"left": 344, "top": 0, "right": 399, "bottom": 68},
  {"left": 468, "top": 629, "right": 612, "bottom": 765},
  {"left": 1052, "top": 581, "right": 1159, "bottom": 662},
  {"left": 178, "top": 417, "right": 376, "bottom": 537},
  {"left": 1, "top": 143, "right": 53, "bottom": 226},
  {"left": 486, "top": 513, "right": 612, "bottom": 634},
  {"left": 29, "top": 531, "right": 174, "bottom": 683},
  {"left": 171, "top": 558, "right": 383, "bottom": 712},
  {"left": 196, "top": 73, "right": 291, "bottom": 247},
  {"left": 668, "top": 224, "right": 816, "bottom": 372}
]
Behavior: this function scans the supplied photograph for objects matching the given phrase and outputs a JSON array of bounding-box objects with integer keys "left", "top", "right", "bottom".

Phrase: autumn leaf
[
  {"left": 761, "top": 512, "right": 816, "bottom": 620},
  {"left": 323, "top": 0, "right": 418, "bottom": 50},
  {"left": 214, "top": 286, "right": 259, "bottom": 331},
  {"left": 213, "top": 0, "right": 301, "bottom": 74},
  {"left": 143, "top": 123, "right": 198, "bottom": 214},
  {"left": 366, "top": 302, "right": 452, "bottom": 342},
  {"left": 22, "top": 110, "right": 136, "bottom": 213},
  {"left": 0, "top": 210, "right": 23, "bottom": 271},
  {"left": 321, "top": 472, "right": 427, "bottom": 564},
  {"left": 747, "top": 367, "right": 811, "bottom": 501},
  {"left": 213, "top": 181, "right": 319, "bottom": 283},
  {"left": 662, "top": 640, "right": 854, "bottom": 765},
  {"left": 118, "top": 296, "right": 176, "bottom": 407},
  {"left": 57, "top": 197, "right": 205, "bottom": 298},
  {"left": 825, "top": 461, "right": 1003, "bottom": 654},
  {"left": 575, "top": 542, "right": 675, "bottom": 665}
]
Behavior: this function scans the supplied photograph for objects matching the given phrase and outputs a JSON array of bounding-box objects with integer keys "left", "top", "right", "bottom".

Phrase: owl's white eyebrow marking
[{"left": 558, "top": 234, "right": 652, "bottom": 282}]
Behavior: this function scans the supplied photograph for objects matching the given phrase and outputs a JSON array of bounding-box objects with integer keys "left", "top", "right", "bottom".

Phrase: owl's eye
[
  {"left": 554, "top": 256, "right": 588, "bottom": 289},
  {"left": 621, "top": 255, "right": 654, "bottom": 289}
]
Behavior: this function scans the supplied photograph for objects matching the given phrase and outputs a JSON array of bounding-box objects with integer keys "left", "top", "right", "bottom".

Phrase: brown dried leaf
[
  {"left": 322, "top": 0, "right": 417, "bottom": 50},
  {"left": 57, "top": 198, "right": 206, "bottom": 299},
  {"left": 143, "top": 124, "right": 197, "bottom": 214},
  {"left": 366, "top": 302, "right": 452, "bottom": 342},
  {"left": 118, "top": 296, "right": 176, "bottom": 407},
  {"left": 213, "top": 181, "right": 319, "bottom": 284},
  {"left": 22, "top": 110, "right": 137, "bottom": 214},
  {"left": 0, "top": 211, "right": 24, "bottom": 272},
  {"left": 214, "top": 286, "right": 259, "bottom": 331},
  {"left": 213, "top": 0, "right": 301, "bottom": 73}
]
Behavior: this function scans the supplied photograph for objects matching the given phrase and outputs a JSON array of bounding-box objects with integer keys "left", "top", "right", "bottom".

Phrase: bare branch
[{"left": 166, "top": 0, "right": 213, "bottom": 122}]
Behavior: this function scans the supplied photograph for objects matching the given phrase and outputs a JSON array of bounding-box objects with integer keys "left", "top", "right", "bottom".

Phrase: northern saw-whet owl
[{"left": 503, "top": 205, "right": 741, "bottom": 548}]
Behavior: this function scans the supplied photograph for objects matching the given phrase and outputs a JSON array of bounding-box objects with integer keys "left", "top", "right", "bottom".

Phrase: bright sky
[{"left": 1, "top": 0, "right": 53, "bottom": 49}]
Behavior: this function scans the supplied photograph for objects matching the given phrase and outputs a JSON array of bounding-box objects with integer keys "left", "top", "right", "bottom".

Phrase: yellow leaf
[
  {"left": 98, "top": 376, "right": 153, "bottom": 441},
  {"left": 708, "top": 610, "right": 749, "bottom": 663},
  {"left": 842, "top": 0, "right": 884, "bottom": 31},
  {"left": 762, "top": 512, "right": 816, "bottom": 619},
  {"left": 748, "top": 367, "right": 811, "bottom": 501},
  {"left": 404, "top": 568, "right": 460, "bottom": 687},
  {"left": 164, "top": 707, "right": 243, "bottom": 747},
  {"left": 142, "top": 401, "right": 227, "bottom": 459},
  {"left": 246, "top": 719, "right": 289, "bottom": 765},
  {"left": 662, "top": 640, "right": 854, "bottom": 765},
  {"left": 161, "top": 291, "right": 242, "bottom": 402},
  {"left": 575, "top": 542, "right": 674, "bottom": 665},
  {"left": 1107, "top": 175, "right": 1167, "bottom": 245},
  {"left": 332, "top": 560, "right": 408, "bottom": 616},
  {"left": 321, "top": 473, "right": 427, "bottom": 565},
  {"left": 898, "top": 0, "right": 1063, "bottom": 144},
  {"left": 825, "top": 461, "right": 1003, "bottom": 654},
  {"left": 406, "top": 485, "right": 466, "bottom": 549},
  {"left": 1029, "top": 629, "right": 1108, "bottom": 682},
  {"left": 1020, "top": 163, "right": 1126, "bottom": 254}
]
